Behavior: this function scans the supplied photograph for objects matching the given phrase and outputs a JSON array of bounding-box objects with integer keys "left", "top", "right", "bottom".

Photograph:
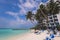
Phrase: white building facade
[
  {"left": 42, "top": 14, "right": 60, "bottom": 27},
  {"left": 48, "top": 14, "right": 59, "bottom": 27},
  {"left": 41, "top": 0, "right": 60, "bottom": 27}
]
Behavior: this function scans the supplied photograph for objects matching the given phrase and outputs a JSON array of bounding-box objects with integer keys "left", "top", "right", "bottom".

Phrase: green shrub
[{"left": 56, "top": 25, "right": 60, "bottom": 31}]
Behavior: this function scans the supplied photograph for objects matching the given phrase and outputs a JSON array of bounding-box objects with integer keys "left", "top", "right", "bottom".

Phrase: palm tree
[
  {"left": 37, "top": 0, "right": 60, "bottom": 28},
  {"left": 26, "top": 11, "right": 35, "bottom": 21},
  {"left": 34, "top": 8, "right": 46, "bottom": 30},
  {"left": 26, "top": 0, "right": 60, "bottom": 32},
  {"left": 26, "top": 11, "right": 33, "bottom": 20},
  {"left": 39, "top": 0, "right": 60, "bottom": 34},
  {"left": 46, "top": 0, "right": 60, "bottom": 15},
  {"left": 45, "top": 0, "right": 60, "bottom": 31}
]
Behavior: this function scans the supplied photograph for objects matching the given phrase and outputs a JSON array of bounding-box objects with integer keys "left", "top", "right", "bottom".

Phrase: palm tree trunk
[{"left": 40, "top": 9, "right": 48, "bottom": 29}]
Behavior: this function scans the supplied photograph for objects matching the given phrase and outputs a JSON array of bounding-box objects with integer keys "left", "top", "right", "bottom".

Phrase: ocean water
[{"left": 0, "top": 29, "right": 29, "bottom": 40}]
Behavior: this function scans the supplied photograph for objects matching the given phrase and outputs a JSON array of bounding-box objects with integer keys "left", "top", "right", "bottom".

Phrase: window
[
  {"left": 50, "top": 20, "right": 53, "bottom": 22},
  {"left": 50, "top": 23, "right": 54, "bottom": 25},
  {"left": 48, "top": 14, "right": 51, "bottom": 16},
  {"left": 55, "top": 23, "right": 59, "bottom": 25},
  {"left": 54, "top": 19, "right": 58, "bottom": 21},
  {"left": 53, "top": 16, "right": 57, "bottom": 18},
  {"left": 49, "top": 17, "right": 52, "bottom": 19}
]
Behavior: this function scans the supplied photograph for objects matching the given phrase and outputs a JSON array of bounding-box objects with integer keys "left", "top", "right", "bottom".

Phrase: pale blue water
[{"left": 0, "top": 29, "right": 29, "bottom": 40}]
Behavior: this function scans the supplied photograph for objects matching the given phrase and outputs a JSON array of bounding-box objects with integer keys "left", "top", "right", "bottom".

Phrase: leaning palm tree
[
  {"left": 39, "top": 0, "right": 60, "bottom": 26},
  {"left": 38, "top": 0, "right": 60, "bottom": 34},
  {"left": 46, "top": 0, "right": 60, "bottom": 15},
  {"left": 26, "top": 0, "right": 60, "bottom": 32},
  {"left": 45, "top": 0, "right": 60, "bottom": 31},
  {"left": 35, "top": 8, "right": 46, "bottom": 30},
  {"left": 26, "top": 11, "right": 33, "bottom": 20}
]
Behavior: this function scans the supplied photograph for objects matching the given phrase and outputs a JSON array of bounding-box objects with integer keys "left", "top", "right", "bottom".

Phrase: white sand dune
[{"left": 6, "top": 30, "right": 60, "bottom": 40}]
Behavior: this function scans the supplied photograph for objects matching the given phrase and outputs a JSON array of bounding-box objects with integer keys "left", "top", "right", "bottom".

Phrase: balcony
[
  {"left": 54, "top": 19, "right": 58, "bottom": 21},
  {"left": 53, "top": 15, "right": 57, "bottom": 19},
  {"left": 55, "top": 22, "right": 59, "bottom": 25}
]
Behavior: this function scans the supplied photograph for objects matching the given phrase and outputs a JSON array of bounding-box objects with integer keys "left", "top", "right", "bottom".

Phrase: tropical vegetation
[
  {"left": 56, "top": 25, "right": 60, "bottom": 31},
  {"left": 26, "top": 0, "right": 60, "bottom": 31}
]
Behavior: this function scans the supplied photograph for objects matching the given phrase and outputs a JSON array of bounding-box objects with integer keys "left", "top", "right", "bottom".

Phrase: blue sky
[{"left": 0, "top": 0, "right": 48, "bottom": 29}]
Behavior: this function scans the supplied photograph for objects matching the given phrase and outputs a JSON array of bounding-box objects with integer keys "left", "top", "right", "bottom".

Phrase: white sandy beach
[{"left": 5, "top": 30, "right": 60, "bottom": 40}]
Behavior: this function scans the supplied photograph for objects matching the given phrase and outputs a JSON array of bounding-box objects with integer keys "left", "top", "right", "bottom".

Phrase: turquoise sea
[{"left": 0, "top": 29, "right": 29, "bottom": 40}]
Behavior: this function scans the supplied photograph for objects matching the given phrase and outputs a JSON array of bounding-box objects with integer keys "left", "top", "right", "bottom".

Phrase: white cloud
[
  {"left": 6, "top": 12, "right": 18, "bottom": 17},
  {"left": 6, "top": 12, "right": 20, "bottom": 21},
  {"left": 22, "top": 0, "right": 35, "bottom": 8},
  {"left": 5, "top": 0, "right": 46, "bottom": 28},
  {"left": 24, "top": 2, "right": 34, "bottom": 8},
  {"left": 18, "top": 0, "right": 41, "bottom": 15},
  {"left": 6, "top": 11, "right": 36, "bottom": 27}
]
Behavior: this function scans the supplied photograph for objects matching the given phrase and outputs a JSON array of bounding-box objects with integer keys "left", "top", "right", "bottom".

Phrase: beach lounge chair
[
  {"left": 49, "top": 34, "right": 55, "bottom": 40},
  {"left": 44, "top": 36, "right": 51, "bottom": 40},
  {"left": 34, "top": 31, "right": 41, "bottom": 35},
  {"left": 44, "top": 33, "right": 55, "bottom": 40},
  {"left": 45, "top": 37, "right": 51, "bottom": 40},
  {"left": 50, "top": 34, "right": 54, "bottom": 38}
]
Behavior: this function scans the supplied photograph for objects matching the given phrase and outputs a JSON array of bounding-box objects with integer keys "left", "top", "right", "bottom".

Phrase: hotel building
[
  {"left": 42, "top": 14, "right": 60, "bottom": 28},
  {"left": 42, "top": 0, "right": 60, "bottom": 27}
]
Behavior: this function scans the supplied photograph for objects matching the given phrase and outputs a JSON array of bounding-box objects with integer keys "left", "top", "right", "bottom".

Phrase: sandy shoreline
[{"left": 1, "top": 30, "right": 60, "bottom": 40}]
